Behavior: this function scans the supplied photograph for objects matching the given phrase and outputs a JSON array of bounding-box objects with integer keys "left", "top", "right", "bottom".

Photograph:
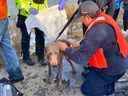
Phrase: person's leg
[
  {"left": 103, "top": 73, "right": 124, "bottom": 96},
  {"left": 35, "top": 28, "right": 46, "bottom": 65},
  {"left": 80, "top": 69, "right": 120, "bottom": 96},
  {"left": 106, "top": 0, "right": 115, "bottom": 16},
  {"left": 19, "top": 15, "right": 30, "bottom": 60},
  {"left": 0, "top": 18, "right": 24, "bottom": 81},
  {"left": 123, "top": 9, "right": 128, "bottom": 31},
  {"left": 80, "top": 70, "right": 107, "bottom": 96},
  {"left": 19, "top": 15, "right": 34, "bottom": 65},
  {"left": 113, "top": 8, "right": 120, "bottom": 20}
]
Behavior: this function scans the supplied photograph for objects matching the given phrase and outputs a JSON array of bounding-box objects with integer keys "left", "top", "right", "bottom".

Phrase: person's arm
[{"left": 65, "top": 24, "right": 107, "bottom": 65}]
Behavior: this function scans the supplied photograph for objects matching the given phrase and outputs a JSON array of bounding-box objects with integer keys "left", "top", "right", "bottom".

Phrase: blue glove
[
  {"left": 31, "top": 8, "right": 38, "bottom": 15},
  {"left": 58, "top": 0, "right": 66, "bottom": 10}
]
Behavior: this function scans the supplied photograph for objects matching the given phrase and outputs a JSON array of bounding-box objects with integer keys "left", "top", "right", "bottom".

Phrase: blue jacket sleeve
[{"left": 65, "top": 23, "right": 108, "bottom": 65}]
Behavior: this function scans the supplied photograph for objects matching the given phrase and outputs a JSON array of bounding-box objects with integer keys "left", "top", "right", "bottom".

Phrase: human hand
[
  {"left": 55, "top": 41, "right": 69, "bottom": 51},
  {"left": 58, "top": 0, "right": 65, "bottom": 10},
  {"left": 30, "top": 8, "right": 38, "bottom": 15},
  {"left": 70, "top": 43, "right": 80, "bottom": 48}
]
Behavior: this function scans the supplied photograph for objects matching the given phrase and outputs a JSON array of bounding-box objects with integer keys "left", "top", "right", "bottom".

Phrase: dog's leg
[
  {"left": 47, "top": 62, "right": 52, "bottom": 84},
  {"left": 66, "top": 56, "right": 76, "bottom": 74},
  {"left": 56, "top": 64, "right": 62, "bottom": 87},
  {"left": 56, "top": 52, "right": 63, "bottom": 87},
  {"left": 48, "top": 62, "right": 52, "bottom": 77}
]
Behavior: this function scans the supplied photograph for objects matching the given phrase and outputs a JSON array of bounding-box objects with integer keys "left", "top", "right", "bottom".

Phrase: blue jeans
[{"left": 0, "top": 18, "right": 23, "bottom": 80}]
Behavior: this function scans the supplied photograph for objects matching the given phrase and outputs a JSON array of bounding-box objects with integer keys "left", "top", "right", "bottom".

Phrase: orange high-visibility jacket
[
  {"left": 83, "top": 12, "right": 128, "bottom": 69},
  {"left": 0, "top": 0, "right": 7, "bottom": 20}
]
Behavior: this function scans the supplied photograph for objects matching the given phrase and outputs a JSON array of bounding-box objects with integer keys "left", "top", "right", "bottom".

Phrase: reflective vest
[
  {"left": 0, "top": 0, "right": 7, "bottom": 20},
  {"left": 83, "top": 12, "right": 128, "bottom": 69},
  {"left": 15, "top": 0, "right": 48, "bottom": 17}
]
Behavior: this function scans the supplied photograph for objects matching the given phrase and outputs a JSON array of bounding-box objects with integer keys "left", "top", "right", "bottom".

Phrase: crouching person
[
  {"left": 0, "top": 0, "right": 24, "bottom": 83},
  {"left": 56, "top": 1, "right": 128, "bottom": 96}
]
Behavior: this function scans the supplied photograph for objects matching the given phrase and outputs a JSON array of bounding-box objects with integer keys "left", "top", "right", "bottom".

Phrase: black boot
[
  {"left": 23, "top": 58, "right": 35, "bottom": 66},
  {"left": 37, "top": 55, "right": 47, "bottom": 66}
]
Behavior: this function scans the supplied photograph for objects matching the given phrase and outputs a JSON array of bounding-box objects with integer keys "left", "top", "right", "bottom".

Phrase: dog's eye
[
  {"left": 49, "top": 53, "right": 52, "bottom": 56},
  {"left": 54, "top": 52, "right": 59, "bottom": 55},
  {"left": 47, "top": 53, "right": 52, "bottom": 58}
]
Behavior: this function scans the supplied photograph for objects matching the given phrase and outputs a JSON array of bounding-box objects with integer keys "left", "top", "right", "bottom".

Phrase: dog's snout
[{"left": 48, "top": 52, "right": 59, "bottom": 66}]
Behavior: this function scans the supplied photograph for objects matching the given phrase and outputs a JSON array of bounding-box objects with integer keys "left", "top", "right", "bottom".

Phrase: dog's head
[
  {"left": 45, "top": 42, "right": 63, "bottom": 66},
  {"left": 45, "top": 40, "right": 78, "bottom": 66}
]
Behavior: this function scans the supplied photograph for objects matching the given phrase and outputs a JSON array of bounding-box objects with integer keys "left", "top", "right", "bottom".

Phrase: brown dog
[{"left": 45, "top": 40, "right": 77, "bottom": 87}]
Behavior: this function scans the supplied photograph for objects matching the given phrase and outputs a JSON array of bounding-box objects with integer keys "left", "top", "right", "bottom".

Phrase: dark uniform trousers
[{"left": 17, "top": 15, "right": 45, "bottom": 61}]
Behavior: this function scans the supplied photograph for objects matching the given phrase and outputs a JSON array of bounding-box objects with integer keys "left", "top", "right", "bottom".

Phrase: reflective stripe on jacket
[
  {"left": 0, "top": 0, "right": 7, "bottom": 20},
  {"left": 83, "top": 12, "right": 128, "bottom": 69}
]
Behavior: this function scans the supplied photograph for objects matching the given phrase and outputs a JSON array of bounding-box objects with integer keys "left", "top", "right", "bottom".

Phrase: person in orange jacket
[
  {"left": 55, "top": 1, "right": 128, "bottom": 96},
  {"left": 0, "top": 0, "right": 24, "bottom": 83}
]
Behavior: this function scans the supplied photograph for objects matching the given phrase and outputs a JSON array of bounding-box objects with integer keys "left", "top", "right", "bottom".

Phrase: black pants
[
  {"left": 17, "top": 15, "right": 45, "bottom": 60},
  {"left": 123, "top": 9, "right": 128, "bottom": 31},
  {"left": 113, "top": 8, "right": 120, "bottom": 20}
]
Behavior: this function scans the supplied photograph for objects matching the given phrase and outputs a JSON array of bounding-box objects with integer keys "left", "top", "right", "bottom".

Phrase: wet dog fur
[{"left": 45, "top": 40, "right": 76, "bottom": 87}]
